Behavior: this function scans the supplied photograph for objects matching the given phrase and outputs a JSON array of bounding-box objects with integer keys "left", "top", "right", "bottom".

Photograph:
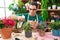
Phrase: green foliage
[
  {"left": 41, "top": 10, "right": 48, "bottom": 21},
  {"left": 48, "top": 3, "right": 52, "bottom": 7},
  {"left": 49, "top": 21, "right": 60, "bottom": 30},
  {"left": 18, "top": 0, "right": 24, "bottom": 8},
  {"left": 38, "top": 22, "right": 46, "bottom": 30},
  {"left": 57, "top": 3, "right": 60, "bottom": 6},
  {"left": 8, "top": 3, "right": 27, "bottom": 14},
  {"left": 41, "top": 0, "right": 49, "bottom": 21},
  {"left": 51, "top": 0, "right": 57, "bottom": 4},
  {"left": 0, "top": 20, "right": 4, "bottom": 28},
  {"left": 8, "top": 3, "right": 14, "bottom": 10},
  {"left": 14, "top": 19, "right": 19, "bottom": 29},
  {"left": 22, "top": 22, "right": 32, "bottom": 32}
]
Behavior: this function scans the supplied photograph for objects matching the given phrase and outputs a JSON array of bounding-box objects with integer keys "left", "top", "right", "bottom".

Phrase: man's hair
[{"left": 30, "top": 2, "right": 38, "bottom": 8}]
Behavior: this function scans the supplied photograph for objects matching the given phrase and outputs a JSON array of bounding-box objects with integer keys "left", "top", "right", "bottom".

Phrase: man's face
[
  {"left": 50, "top": 12, "right": 55, "bottom": 17},
  {"left": 29, "top": 5, "right": 37, "bottom": 15}
]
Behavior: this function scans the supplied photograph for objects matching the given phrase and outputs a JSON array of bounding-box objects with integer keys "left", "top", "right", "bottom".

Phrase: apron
[
  {"left": 27, "top": 14, "right": 38, "bottom": 23},
  {"left": 27, "top": 14, "right": 38, "bottom": 29}
]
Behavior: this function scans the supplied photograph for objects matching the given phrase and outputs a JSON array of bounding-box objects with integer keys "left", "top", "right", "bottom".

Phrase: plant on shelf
[
  {"left": 22, "top": 22, "right": 32, "bottom": 38},
  {"left": 51, "top": 0, "right": 57, "bottom": 5},
  {"left": 51, "top": 0, "right": 57, "bottom": 9},
  {"left": 49, "top": 21, "right": 60, "bottom": 36},
  {"left": 48, "top": 1, "right": 52, "bottom": 9},
  {"left": 57, "top": 3, "right": 60, "bottom": 9},
  {"left": 57, "top": 3, "right": 60, "bottom": 7},
  {"left": 41, "top": 0, "right": 49, "bottom": 21},
  {"left": 0, "top": 18, "right": 16, "bottom": 39}
]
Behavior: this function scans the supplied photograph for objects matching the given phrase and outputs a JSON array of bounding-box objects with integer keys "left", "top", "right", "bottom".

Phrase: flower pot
[
  {"left": 52, "top": 29, "right": 59, "bottom": 36},
  {"left": 38, "top": 30, "right": 45, "bottom": 37},
  {"left": 52, "top": 5, "right": 57, "bottom": 9},
  {"left": 25, "top": 31, "right": 32, "bottom": 38},
  {"left": 48, "top": 7, "right": 51, "bottom": 9},
  {"left": 0, "top": 28, "right": 12, "bottom": 39},
  {"left": 57, "top": 7, "right": 60, "bottom": 9},
  {"left": 58, "top": 30, "right": 60, "bottom": 36}
]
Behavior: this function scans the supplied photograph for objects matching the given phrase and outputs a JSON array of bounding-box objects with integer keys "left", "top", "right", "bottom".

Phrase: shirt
[{"left": 17, "top": 13, "right": 43, "bottom": 23}]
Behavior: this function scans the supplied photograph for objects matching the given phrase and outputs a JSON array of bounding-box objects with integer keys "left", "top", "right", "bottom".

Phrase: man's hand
[
  {"left": 29, "top": 21, "right": 38, "bottom": 29},
  {"left": 18, "top": 16, "right": 25, "bottom": 22}
]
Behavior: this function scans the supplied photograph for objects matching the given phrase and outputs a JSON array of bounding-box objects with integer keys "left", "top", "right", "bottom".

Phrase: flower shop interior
[{"left": 0, "top": 0, "right": 60, "bottom": 40}]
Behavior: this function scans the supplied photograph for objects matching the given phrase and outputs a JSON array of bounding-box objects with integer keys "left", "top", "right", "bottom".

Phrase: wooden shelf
[{"left": 37, "top": 9, "right": 60, "bottom": 11}]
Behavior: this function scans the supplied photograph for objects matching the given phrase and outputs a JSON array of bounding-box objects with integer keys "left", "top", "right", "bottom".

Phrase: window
[{"left": 0, "top": 0, "right": 13, "bottom": 18}]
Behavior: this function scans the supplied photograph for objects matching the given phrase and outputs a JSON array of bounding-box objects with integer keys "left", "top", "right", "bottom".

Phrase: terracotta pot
[
  {"left": 0, "top": 29, "right": 1, "bottom": 34},
  {"left": 38, "top": 29, "right": 45, "bottom": 37},
  {"left": 0, "top": 28, "right": 12, "bottom": 39}
]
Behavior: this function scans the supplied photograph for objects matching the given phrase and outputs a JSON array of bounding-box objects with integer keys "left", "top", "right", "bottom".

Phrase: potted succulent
[
  {"left": 0, "top": 18, "right": 16, "bottom": 39},
  {"left": 49, "top": 21, "right": 60, "bottom": 36},
  {"left": 37, "top": 22, "right": 47, "bottom": 37},
  {"left": 22, "top": 22, "right": 32, "bottom": 38}
]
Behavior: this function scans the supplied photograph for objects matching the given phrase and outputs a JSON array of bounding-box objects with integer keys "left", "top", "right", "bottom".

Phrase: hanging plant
[{"left": 41, "top": 0, "right": 49, "bottom": 21}]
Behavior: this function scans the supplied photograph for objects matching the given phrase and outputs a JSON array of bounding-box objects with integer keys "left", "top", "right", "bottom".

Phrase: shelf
[{"left": 37, "top": 9, "right": 60, "bottom": 11}]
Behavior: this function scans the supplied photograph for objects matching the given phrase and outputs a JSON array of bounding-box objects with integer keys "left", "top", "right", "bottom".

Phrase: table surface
[{"left": 0, "top": 31, "right": 60, "bottom": 40}]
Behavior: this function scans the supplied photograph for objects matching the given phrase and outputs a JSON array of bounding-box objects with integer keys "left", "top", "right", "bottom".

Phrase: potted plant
[
  {"left": 37, "top": 22, "right": 47, "bottom": 37},
  {"left": 22, "top": 22, "right": 32, "bottom": 38},
  {"left": 8, "top": 15, "right": 22, "bottom": 33},
  {"left": 51, "top": 0, "right": 57, "bottom": 9},
  {"left": 48, "top": 3, "right": 52, "bottom": 9},
  {"left": 8, "top": 3, "right": 21, "bottom": 15},
  {"left": 49, "top": 21, "right": 60, "bottom": 36},
  {"left": 8, "top": 0, "right": 27, "bottom": 15},
  {"left": 48, "top": 0, "right": 52, "bottom": 9},
  {"left": 0, "top": 18, "right": 16, "bottom": 39},
  {"left": 57, "top": 3, "right": 60, "bottom": 9}
]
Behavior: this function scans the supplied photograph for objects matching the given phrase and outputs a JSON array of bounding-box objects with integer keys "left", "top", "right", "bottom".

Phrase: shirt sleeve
[{"left": 16, "top": 13, "right": 28, "bottom": 22}]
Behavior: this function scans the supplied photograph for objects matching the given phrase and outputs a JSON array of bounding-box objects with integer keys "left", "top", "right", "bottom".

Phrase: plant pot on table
[{"left": 0, "top": 28, "right": 12, "bottom": 39}]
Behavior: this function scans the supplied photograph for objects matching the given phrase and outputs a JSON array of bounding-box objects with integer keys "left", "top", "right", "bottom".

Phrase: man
[
  {"left": 49, "top": 12, "right": 59, "bottom": 22},
  {"left": 18, "top": 2, "right": 43, "bottom": 29},
  {"left": 9, "top": 2, "right": 43, "bottom": 29},
  {"left": 18, "top": 2, "right": 43, "bottom": 22}
]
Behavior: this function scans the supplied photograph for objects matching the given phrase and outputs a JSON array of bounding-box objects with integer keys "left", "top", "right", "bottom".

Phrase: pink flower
[{"left": 0, "top": 18, "right": 16, "bottom": 28}]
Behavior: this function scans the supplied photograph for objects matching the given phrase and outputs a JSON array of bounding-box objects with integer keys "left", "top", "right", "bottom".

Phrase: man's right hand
[{"left": 18, "top": 16, "right": 25, "bottom": 22}]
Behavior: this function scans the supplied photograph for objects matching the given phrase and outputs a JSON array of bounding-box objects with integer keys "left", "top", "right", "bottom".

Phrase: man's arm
[{"left": 8, "top": 14, "right": 25, "bottom": 22}]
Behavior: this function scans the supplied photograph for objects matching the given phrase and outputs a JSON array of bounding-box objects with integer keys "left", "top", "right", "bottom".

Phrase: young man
[
  {"left": 18, "top": 2, "right": 43, "bottom": 22},
  {"left": 18, "top": 2, "right": 43, "bottom": 29},
  {"left": 9, "top": 2, "right": 43, "bottom": 29}
]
